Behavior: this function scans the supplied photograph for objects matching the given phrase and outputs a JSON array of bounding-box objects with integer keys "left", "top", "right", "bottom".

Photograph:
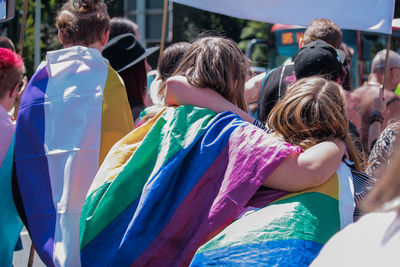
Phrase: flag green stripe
[
  {"left": 198, "top": 192, "right": 339, "bottom": 254},
  {"left": 81, "top": 106, "right": 216, "bottom": 248}
]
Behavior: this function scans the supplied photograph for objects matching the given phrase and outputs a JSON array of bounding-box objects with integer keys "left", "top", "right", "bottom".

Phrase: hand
[{"left": 372, "top": 94, "right": 387, "bottom": 114}]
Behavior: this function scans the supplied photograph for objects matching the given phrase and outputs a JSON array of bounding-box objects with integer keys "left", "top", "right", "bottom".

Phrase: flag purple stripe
[
  {"left": 107, "top": 112, "right": 243, "bottom": 266},
  {"left": 133, "top": 125, "right": 298, "bottom": 266},
  {"left": 15, "top": 67, "right": 56, "bottom": 266}
]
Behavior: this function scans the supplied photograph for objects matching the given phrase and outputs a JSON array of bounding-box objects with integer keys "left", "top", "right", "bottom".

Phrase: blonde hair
[
  {"left": 268, "top": 77, "right": 362, "bottom": 171},
  {"left": 172, "top": 36, "right": 249, "bottom": 111},
  {"left": 56, "top": 0, "right": 110, "bottom": 46}
]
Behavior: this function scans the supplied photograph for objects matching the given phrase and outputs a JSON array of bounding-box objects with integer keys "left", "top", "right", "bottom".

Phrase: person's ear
[
  {"left": 101, "top": 30, "right": 109, "bottom": 47},
  {"left": 298, "top": 37, "right": 304, "bottom": 49},
  {"left": 58, "top": 30, "right": 64, "bottom": 45},
  {"left": 9, "top": 83, "right": 18, "bottom": 99}
]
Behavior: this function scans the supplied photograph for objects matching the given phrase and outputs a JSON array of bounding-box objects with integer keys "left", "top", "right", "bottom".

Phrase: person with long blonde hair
[{"left": 268, "top": 77, "right": 362, "bottom": 171}]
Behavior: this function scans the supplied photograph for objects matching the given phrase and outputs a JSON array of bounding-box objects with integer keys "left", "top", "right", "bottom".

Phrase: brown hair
[
  {"left": 0, "top": 48, "right": 25, "bottom": 99},
  {"left": 109, "top": 17, "right": 139, "bottom": 40},
  {"left": 172, "top": 36, "right": 249, "bottom": 111},
  {"left": 119, "top": 59, "right": 147, "bottom": 108},
  {"left": 56, "top": 0, "right": 110, "bottom": 46},
  {"left": 268, "top": 77, "right": 361, "bottom": 171},
  {"left": 157, "top": 42, "right": 190, "bottom": 81},
  {"left": 303, "top": 19, "right": 342, "bottom": 49},
  {"left": 0, "top": 36, "right": 15, "bottom": 52},
  {"left": 363, "top": 137, "right": 400, "bottom": 213}
]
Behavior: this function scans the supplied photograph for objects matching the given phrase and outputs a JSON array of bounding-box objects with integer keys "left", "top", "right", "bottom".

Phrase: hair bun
[{"left": 72, "top": 0, "right": 102, "bottom": 12}]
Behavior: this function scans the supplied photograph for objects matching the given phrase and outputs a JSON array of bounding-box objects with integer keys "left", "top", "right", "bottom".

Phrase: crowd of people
[{"left": 0, "top": 0, "right": 399, "bottom": 266}]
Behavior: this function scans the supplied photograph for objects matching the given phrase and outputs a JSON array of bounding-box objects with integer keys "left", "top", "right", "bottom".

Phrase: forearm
[
  {"left": 264, "top": 140, "right": 345, "bottom": 192},
  {"left": 165, "top": 76, "right": 254, "bottom": 123},
  {"left": 368, "top": 121, "right": 382, "bottom": 152}
]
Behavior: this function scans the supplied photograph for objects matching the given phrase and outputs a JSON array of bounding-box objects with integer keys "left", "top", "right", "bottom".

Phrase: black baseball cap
[{"left": 294, "top": 40, "right": 344, "bottom": 81}]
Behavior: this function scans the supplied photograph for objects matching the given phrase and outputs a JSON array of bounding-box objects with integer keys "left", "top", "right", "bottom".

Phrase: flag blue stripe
[
  {"left": 15, "top": 67, "right": 56, "bottom": 267},
  {"left": 190, "top": 239, "right": 323, "bottom": 266},
  {"left": 110, "top": 113, "right": 245, "bottom": 266}
]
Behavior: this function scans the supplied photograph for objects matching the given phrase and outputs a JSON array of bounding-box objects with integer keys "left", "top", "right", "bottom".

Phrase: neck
[
  {"left": 63, "top": 41, "right": 104, "bottom": 52},
  {"left": 367, "top": 75, "right": 381, "bottom": 86}
]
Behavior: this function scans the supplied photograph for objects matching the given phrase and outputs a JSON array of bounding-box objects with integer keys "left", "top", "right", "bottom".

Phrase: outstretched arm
[
  {"left": 165, "top": 75, "right": 254, "bottom": 123},
  {"left": 264, "top": 140, "right": 346, "bottom": 192}
]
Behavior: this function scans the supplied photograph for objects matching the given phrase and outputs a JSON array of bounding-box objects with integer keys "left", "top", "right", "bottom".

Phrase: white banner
[{"left": 171, "top": 0, "right": 395, "bottom": 34}]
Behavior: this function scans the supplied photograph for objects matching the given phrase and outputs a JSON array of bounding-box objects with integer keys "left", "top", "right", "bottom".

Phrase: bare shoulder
[{"left": 245, "top": 72, "right": 267, "bottom": 103}]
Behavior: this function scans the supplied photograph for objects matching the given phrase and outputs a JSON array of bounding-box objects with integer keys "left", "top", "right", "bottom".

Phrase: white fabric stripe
[
  {"left": 171, "top": 0, "right": 395, "bottom": 34},
  {"left": 336, "top": 162, "right": 355, "bottom": 229},
  {"left": 43, "top": 46, "right": 108, "bottom": 266}
]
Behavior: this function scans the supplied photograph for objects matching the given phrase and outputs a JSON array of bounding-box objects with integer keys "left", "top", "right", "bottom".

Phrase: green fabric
[
  {"left": 80, "top": 106, "right": 216, "bottom": 248},
  {"left": 198, "top": 192, "right": 339, "bottom": 254},
  {"left": 0, "top": 138, "right": 23, "bottom": 267}
]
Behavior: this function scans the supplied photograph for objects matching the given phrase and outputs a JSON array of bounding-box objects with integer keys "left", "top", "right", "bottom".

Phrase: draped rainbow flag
[
  {"left": 0, "top": 138, "right": 23, "bottom": 267},
  {"left": 191, "top": 162, "right": 355, "bottom": 266},
  {"left": 79, "top": 106, "right": 301, "bottom": 266},
  {"left": 13, "top": 46, "right": 134, "bottom": 267}
]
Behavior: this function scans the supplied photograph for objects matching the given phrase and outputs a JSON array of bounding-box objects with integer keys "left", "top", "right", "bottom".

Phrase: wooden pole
[
  {"left": 27, "top": 244, "right": 35, "bottom": 267},
  {"left": 380, "top": 34, "right": 392, "bottom": 100},
  {"left": 18, "top": 0, "right": 29, "bottom": 55},
  {"left": 160, "top": 0, "right": 168, "bottom": 54}
]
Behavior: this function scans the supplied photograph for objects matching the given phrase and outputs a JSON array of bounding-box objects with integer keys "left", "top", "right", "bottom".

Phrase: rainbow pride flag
[
  {"left": 13, "top": 46, "right": 134, "bottom": 267},
  {"left": 79, "top": 106, "right": 301, "bottom": 266},
  {"left": 191, "top": 162, "right": 355, "bottom": 266},
  {"left": 0, "top": 138, "right": 23, "bottom": 267}
]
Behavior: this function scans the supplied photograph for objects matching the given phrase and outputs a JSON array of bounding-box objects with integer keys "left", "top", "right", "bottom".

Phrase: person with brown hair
[
  {"left": 165, "top": 37, "right": 346, "bottom": 192},
  {"left": 79, "top": 36, "right": 345, "bottom": 266},
  {"left": 147, "top": 42, "right": 190, "bottom": 104},
  {"left": 13, "top": 0, "right": 134, "bottom": 265},
  {"left": 267, "top": 77, "right": 361, "bottom": 171},
  {"left": 256, "top": 18, "right": 344, "bottom": 123}
]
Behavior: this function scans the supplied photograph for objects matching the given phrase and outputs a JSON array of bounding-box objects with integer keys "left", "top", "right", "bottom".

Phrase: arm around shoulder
[{"left": 263, "top": 140, "right": 346, "bottom": 192}]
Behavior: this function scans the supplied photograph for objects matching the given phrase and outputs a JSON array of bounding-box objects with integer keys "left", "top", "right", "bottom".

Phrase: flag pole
[
  {"left": 380, "top": 34, "right": 392, "bottom": 100},
  {"left": 18, "top": 0, "right": 29, "bottom": 55},
  {"left": 160, "top": 0, "right": 168, "bottom": 54}
]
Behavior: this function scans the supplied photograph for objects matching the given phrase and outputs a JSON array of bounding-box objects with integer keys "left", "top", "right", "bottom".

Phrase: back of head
[
  {"left": 56, "top": 0, "right": 110, "bottom": 47},
  {"left": 0, "top": 36, "right": 15, "bottom": 52},
  {"left": 303, "top": 19, "right": 342, "bottom": 49},
  {"left": 173, "top": 36, "right": 249, "bottom": 111},
  {"left": 0, "top": 48, "right": 25, "bottom": 98},
  {"left": 294, "top": 40, "right": 343, "bottom": 81},
  {"left": 157, "top": 42, "right": 190, "bottom": 81},
  {"left": 371, "top": 49, "right": 400, "bottom": 73},
  {"left": 109, "top": 17, "right": 139, "bottom": 40},
  {"left": 268, "top": 76, "right": 362, "bottom": 170}
]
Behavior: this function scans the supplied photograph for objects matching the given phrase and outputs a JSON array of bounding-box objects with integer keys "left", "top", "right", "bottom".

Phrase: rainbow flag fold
[
  {"left": 190, "top": 162, "right": 355, "bottom": 266},
  {"left": 13, "top": 46, "right": 133, "bottom": 266},
  {"left": 80, "top": 106, "right": 301, "bottom": 266}
]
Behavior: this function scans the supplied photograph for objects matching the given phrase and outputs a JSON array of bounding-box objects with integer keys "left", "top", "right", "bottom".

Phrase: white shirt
[{"left": 311, "top": 204, "right": 400, "bottom": 267}]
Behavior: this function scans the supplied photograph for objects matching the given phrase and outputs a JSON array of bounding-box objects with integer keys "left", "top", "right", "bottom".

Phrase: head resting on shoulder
[
  {"left": 56, "top": 0, "right": 110, "bottom": 48},
  {"left": 268, "top": 77, "right": 361, "bottom": 170},
  {"left": 157, "top": 42, "right": 190, "bottom": 82},
  {"left": 173, "top": 36, "right": 249, "bottom": 111}
]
